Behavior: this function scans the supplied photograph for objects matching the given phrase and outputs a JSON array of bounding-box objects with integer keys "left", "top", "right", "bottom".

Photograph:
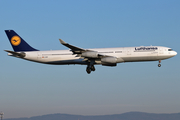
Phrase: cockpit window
[{"left": 168, "top": 49, "right": 173, "bottom": 51}]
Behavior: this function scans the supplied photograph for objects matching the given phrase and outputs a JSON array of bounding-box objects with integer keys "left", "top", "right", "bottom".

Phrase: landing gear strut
[
  {"left": 86, "top": 60, "right": 96, "bottom": 74},
  {"left": 158, "top": 60, "right": 161, "bottom": 67}
]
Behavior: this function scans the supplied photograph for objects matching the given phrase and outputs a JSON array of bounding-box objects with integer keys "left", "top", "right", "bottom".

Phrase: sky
[{"left": 0, "top": 0, "right": 180, "bottom": 119}]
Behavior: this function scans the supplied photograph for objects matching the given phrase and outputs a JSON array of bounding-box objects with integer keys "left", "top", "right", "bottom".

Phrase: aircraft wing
[
  {"left": 59, "top": 39, "right": 86, "bottom": 54},
  {"left": 59, "top": 39, "right": 112, "bottom": 59}
]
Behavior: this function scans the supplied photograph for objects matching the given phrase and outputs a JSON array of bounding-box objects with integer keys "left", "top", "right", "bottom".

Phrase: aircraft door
[{"left": 159, "top": 48, "right": 164, "bottom": 54}]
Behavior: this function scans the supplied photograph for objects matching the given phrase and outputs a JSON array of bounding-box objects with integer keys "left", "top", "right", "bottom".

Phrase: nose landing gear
[{"left": 158, "top": 60, "right": 161, "bottom": 67}]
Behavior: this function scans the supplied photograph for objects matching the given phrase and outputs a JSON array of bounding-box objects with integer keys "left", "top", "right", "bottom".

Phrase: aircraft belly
[
  {"left": 45, "top": 59, "right": 88, "bottom": 65},
  {"left": 122, "top": 55, "right": 173, "bottom": 62}
]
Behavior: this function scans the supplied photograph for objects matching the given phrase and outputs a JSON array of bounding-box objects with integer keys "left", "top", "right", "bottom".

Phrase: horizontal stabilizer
[{"left": 4, "top": 50, "right": 26, "bottom": 58}]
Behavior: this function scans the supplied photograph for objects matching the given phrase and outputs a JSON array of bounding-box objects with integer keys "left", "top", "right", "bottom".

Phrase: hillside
[{"left": 5, "top": 112, "right": 180, "bottom": 120}]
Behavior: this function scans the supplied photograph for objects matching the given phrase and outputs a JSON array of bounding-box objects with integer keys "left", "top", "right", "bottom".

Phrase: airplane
[{"left": 4, "top": 30, "right": 177, "bottom": 74}]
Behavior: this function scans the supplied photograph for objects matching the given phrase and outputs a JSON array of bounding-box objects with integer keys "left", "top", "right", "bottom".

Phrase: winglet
[
  {"left": 59, "top": 39, "right": 66, "bottom": 44},
  {"left": 58, "top": 39, "right": 85, "bottom": 52}
]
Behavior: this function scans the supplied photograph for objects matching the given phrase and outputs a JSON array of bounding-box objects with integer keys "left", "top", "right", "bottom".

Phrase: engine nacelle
[
  {"left": 101, "top": 57, "right": 117, "bottom": 63},
  {"left": 81, "top": 51, "right": 98, "bottom": 58}
]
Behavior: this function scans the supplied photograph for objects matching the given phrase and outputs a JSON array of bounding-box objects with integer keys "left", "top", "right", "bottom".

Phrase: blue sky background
[{"left": 0, "top": 0, "right": 180, "bottom": 118}]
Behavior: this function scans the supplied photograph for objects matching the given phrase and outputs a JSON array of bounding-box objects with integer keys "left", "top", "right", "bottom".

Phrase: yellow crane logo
[{"left": 11, "top": 36, "right": 21, "bottom": 46}]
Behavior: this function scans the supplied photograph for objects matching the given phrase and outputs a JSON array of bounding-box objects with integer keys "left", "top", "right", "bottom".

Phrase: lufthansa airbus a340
[{"left": 5, "top": 30, "right": 177, "bottom": 74}]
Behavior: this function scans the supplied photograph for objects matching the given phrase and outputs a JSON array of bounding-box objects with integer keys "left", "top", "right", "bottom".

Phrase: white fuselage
[{"left": 8, "top": 46, "right": 177, "bottom": 65}]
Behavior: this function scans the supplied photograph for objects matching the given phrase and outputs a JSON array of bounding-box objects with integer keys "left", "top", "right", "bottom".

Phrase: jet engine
[
  {"left": 101, "top": 57, "right": 117, "bottom": 63},
  {"left": 81, "top": 51, "right": 98, "bottom": 58}
]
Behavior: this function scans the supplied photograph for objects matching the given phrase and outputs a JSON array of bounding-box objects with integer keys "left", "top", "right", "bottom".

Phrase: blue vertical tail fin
[{"left": 5, "top": 30, "right": 38, "bottom": 52}]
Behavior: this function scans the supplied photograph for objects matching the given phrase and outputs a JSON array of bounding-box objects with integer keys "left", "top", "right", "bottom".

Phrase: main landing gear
[
  {"left": 86, "top": 65, "right": 95, "bottom": 74},
  {"left": 158, "top": 60, "right": 161, "bottom": 67},
  {"left": 86, "top": 60, "right": 96, "bottom": 74}
]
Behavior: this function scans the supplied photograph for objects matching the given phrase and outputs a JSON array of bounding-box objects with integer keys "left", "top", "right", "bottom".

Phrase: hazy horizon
[{"left": 3, "top": 111, "right": 180, "bottom": 119}]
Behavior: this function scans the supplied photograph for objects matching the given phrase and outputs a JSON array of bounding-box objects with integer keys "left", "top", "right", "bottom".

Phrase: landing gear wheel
[
  {"left": 86, "top": 67, "right": 91, "bottom": 74},
  {"left": 158, "top": 64, "right": 161, "bottom": 67},
  {"left": 158, "top": 60, "right": 161, "bottom": 67},
  {"left": 91, "top": 65, "right": 95, "bottom": 71},
  {"left": 86, "top": 60, "right": 95, "bottom": 74}
]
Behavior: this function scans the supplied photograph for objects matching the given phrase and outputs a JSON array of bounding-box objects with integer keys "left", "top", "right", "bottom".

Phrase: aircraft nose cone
[{"left": 174, "top": 51, "right": 177, "bottom": 56}]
